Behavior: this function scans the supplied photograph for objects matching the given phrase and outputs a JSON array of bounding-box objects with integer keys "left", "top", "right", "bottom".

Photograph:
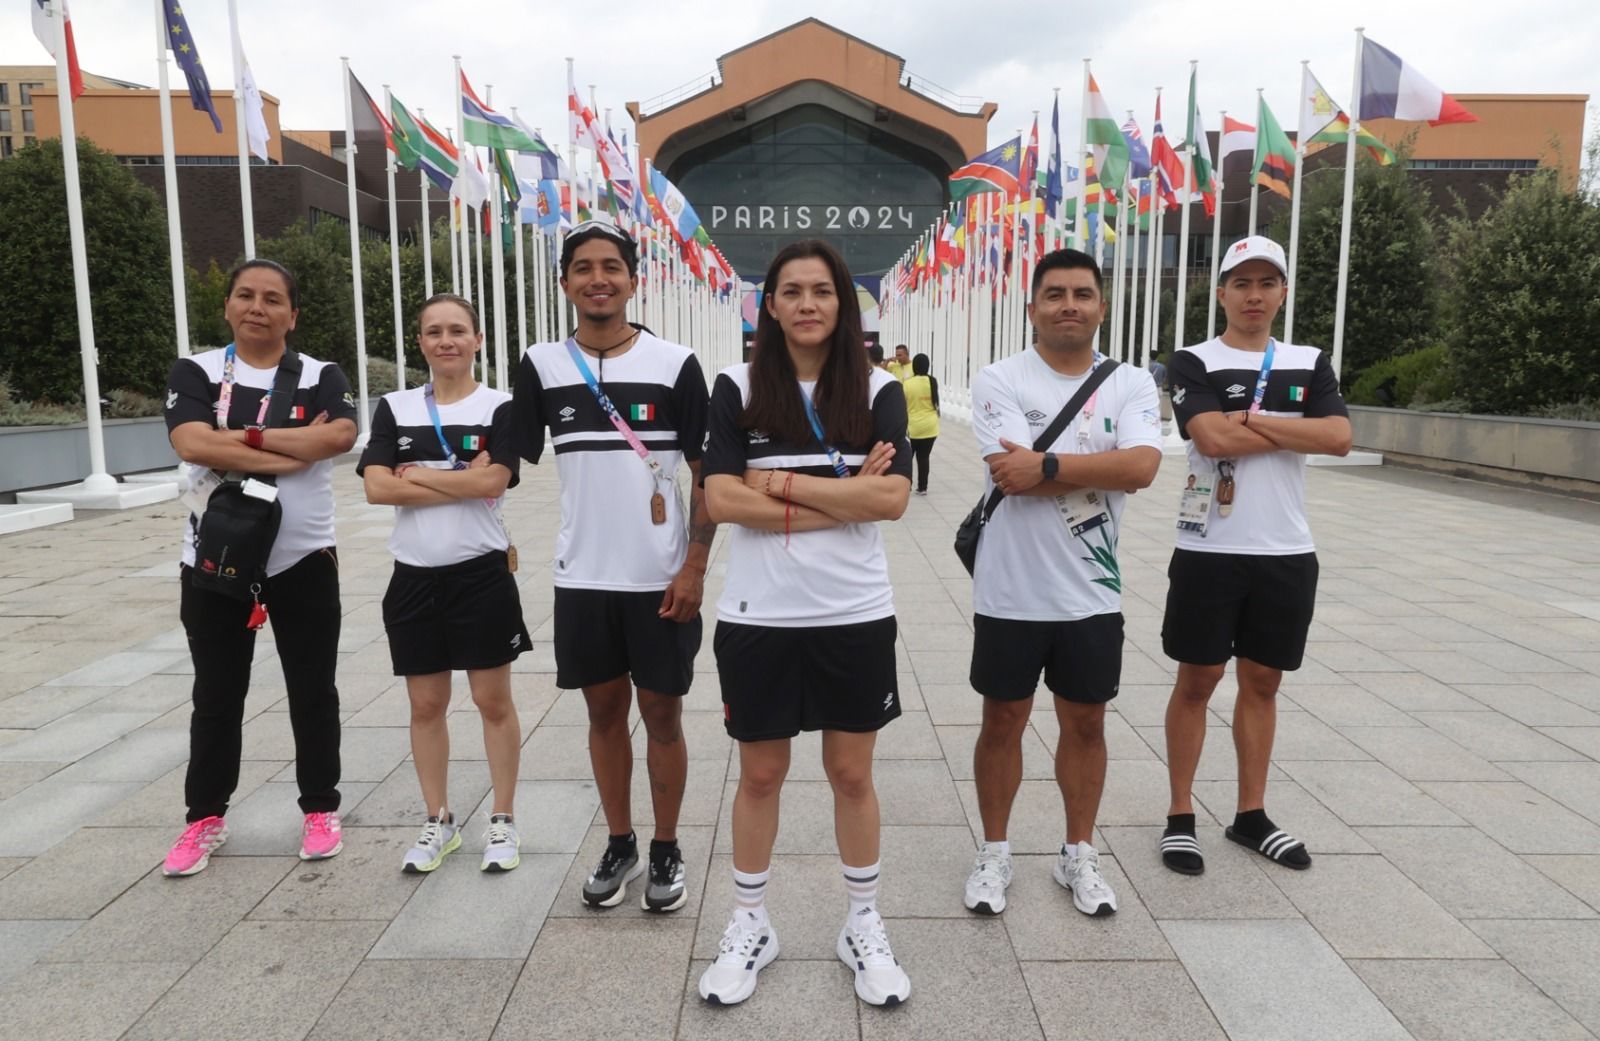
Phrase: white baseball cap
[{"left": 1219, "top": 235, "right": 1287, "bottom": 278}]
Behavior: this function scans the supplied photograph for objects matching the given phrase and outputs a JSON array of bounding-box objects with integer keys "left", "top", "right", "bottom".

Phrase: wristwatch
[
  {"left": 1041, "top": 453, "right": 1059, "bottom": 480},
  {"left": 245, "top": 427, "right": 265, "bottom": 450}
]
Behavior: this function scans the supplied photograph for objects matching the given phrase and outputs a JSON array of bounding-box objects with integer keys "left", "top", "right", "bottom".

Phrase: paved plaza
[{"left": 1, "top": 430, "right": 1599, "bottom": 1041}]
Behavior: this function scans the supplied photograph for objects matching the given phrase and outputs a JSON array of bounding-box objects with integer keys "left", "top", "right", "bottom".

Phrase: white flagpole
[
  {"left": 1127, "top": 160, "right": 1142, "bottom": 366},
  {"left": 1172, "top": 61, "right": 1197, "bottom": 359},
  {"left": 1146, "top": 174, "right": 1163, "bottom": 368},
  {"left": 1076, "top": 61, "right": 1091, "bottom": 249},
  {"left": 154, "top": 0, "right": 190, "bottom": 358},
  {"left": 228, "top": 0, "right": 255, "bottom": 259},
  {"left": 418, "top": 107, "right": 434, "bottom": 299},
  {"left": 382, "top": 85, "right": 405, "bottom": 392},
  {"left": 1207, "top": 107, "right": 1226, "bottom": 339},
  {"left": 474, "top": 203, "right": 487, "bottom": 380},
  {"left": 453, "top": 56, "right": 470, "bottom": 308},
  {"left": 1331, "top": 29, "right": 1365, "bottom": 378},
  {"left": 1111, "top": 165, "right": 1128, "bottom": 359},
  {"left": 561, "top": 57, "right": 578, "bottom": 343},
  {"left": 485, "top": 84, "right": 509, "bottom": 392},
  {"left": 1286, "top": 62, "right": 1310, "bottom": 343},
  {"left": 340, "top": 57, "right": 371, "bottom": 440},
  {"left": 1248, "top": 88, "right": 1264, "bottom": 236},
  {"left": 511, "top": 108, "right": 530, "bottom": 363}
]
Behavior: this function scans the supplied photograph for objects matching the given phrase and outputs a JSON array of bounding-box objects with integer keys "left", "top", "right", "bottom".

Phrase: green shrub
[{"left": 1347, "top": 345, "right": 1448, "bottom": 407}]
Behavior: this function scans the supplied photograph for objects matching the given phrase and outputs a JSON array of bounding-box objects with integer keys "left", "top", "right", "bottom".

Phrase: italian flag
[
  {"left": 461, "top": 435, "right": 482, "bottom": 450},
  {"left": 1251, "top": 97, "right": 1296, "bottom": 200},
  {"left": 1086, "top": 74, "right": 1130, "bottom": 192},
  {"left": 629, "top": 404, "right": 655, "bottom": 422}
]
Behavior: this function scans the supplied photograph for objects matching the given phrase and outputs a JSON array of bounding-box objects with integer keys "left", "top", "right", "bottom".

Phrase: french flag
[{"left": 1358, "top": 38, "right": 1477, "bottom": 126}]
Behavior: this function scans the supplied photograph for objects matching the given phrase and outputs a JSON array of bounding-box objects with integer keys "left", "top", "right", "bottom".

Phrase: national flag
[
  {"left": 1044, "top": 95, "right": 1064, "bottom": 218},
  {"left": 31, "top": 0, "right": 83, "bottom": 101},
  {"left": 416, "top": 112, "right": 462, "bottom": 194},
  {"left": 628, "top": 404, "right": 655, "bottom": 422},
  {"left": 1183, "top": 68, "right": 1216, "bottom": 213},
  {"left": 1121, "top": 117, "right": 1152, "bottom": 180},
  {"left": 949, "top": 137, "right": 1022, "bottom": 201},
  {"left": 568, "top": 65, "right": 597, "bottom": 148},
  {"left": 1358, "top": 38, "right": 1477, "bottom": 126},
  {"left": 1020, "top": 118, "right": 1040, "bottom": 202},
  {"left": 597, "top": 125, "right": 637, "bottom": 211},
  {"left": 1086, "top": 74, "right": 1131, "bottom": 192},
  {"left": 165, "top": 2, "right": 223, "bottom": 133},
  {"left": 1251, "top": 97, "right": 1296, "bottom": 200},
  {"left": 388, "top": 94, "right": 426, "bottom": 171},
  {"left": 348, "top": 70, "right": 393, "bottom": 153},
  {"left": 512, "top": 116, "right": 566, "bottom": 181},
  {"left": 1288, "top": 386, "right": 1306, "bottom": 402},
  {"left": 493, "top": 147, "right": 520, "bottom": 209},
  {"left": 1149, "top": 96, "right": 1185, "bottom": 209},
  {"left": 1219, "top": 114, "right": 1255, "bottom": 180},
  {"left": 289, "top": 406, "right": 305, "bottom": 420},
  {"left": 460, "top": 72, "right": 540, "bottom": 151},
  {"left": 648, "top": 167, "right": 704, "bottom": 244},
  {"left": 237, "top": 51, "right": 270, "bottom": 160},
  {"left": 1301, "top": 67, "right": 1397, "bottom": 166},
  {"left": 462, "top": 434, "right": 483, "bottom": 450},
  {"left": 452, "top": 147, "right": 489, "bottom": 211}
]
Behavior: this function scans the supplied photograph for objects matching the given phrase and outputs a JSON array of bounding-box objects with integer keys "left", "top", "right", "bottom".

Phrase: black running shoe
[
  {"left": 582, "top": 840, "right": 642, "bottom": 908},
  {"left": 643, "top": 844, "right": 687, "bottom": 912}
]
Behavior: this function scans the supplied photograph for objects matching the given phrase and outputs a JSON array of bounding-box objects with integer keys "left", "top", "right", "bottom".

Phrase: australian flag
[{"left": 166, "top": 3, "right": 222, "bottom": 132}]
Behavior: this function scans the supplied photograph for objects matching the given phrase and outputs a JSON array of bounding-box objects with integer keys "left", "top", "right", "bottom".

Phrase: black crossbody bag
[
  {"left": 190, "top": 351, "right": 303, "bottom": 601},
  {"left": 954, "top": 360, "right": 1120, "bottom": 575}
]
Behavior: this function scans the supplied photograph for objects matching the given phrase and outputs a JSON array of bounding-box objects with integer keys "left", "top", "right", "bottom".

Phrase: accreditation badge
[
  {"left": 1177, "top": 466, "right": 1217, "bottom": 537},
  {"left": 1055, "top": 489, "right": 1112, "bottom": 540}
]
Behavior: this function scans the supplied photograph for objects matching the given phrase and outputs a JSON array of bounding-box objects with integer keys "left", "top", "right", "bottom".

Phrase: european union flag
[{"left": 166, "top": 3, "right": 222, "bottom": 132}]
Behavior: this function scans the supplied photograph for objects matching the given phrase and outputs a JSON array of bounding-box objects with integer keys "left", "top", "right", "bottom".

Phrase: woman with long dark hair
[
  {"left": 696, "top": 240, "right": 913, "bottom": 1008},
  {"left": 904, "top": 352, "right": 940, "bottom": 494}
]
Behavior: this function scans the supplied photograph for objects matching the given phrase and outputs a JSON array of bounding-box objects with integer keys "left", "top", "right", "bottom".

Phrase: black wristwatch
[{"left": 1041, "top": 453, "right": 1059, "bottom": 480}]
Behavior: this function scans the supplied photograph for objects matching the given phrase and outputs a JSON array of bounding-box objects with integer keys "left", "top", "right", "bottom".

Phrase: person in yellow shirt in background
[
  {"left": 887, "top": 344, "right": 915, "bottom": 381},
  {"left": 904, "top": 353, "right": 941, "bottom": 496}
]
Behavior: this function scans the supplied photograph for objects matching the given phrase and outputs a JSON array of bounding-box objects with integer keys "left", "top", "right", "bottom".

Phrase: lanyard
[
  {"left": 216, "top": 344, "right": 271, "bottom": 429},
  {"left": 422, "top": 383, "right": 467, "bottom": 471},
  {"left": 1076, "top": 355, "right": 1107, "bottom": 448},
  {"left": 799, "top": 386, "right": 852, "bottom": 478},
  {"left": 564, "top": 340, "right": 667, "bottom": 485},
  {"left": 1248, "top": 340, "right": 1276, "bottom": 414}
]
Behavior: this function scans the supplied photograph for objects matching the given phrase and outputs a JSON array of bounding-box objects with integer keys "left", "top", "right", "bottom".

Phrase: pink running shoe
[
  {"left": 164, "top": 816, "right": 228, "bottom": 877},
  {"left": 300, "top": 812, "right": 344, "bottom": 860}
]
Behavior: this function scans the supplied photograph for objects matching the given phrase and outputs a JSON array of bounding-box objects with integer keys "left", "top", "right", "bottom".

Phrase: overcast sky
[{"left": 5, "top": 1, "right": 1595, "bottom": 159}]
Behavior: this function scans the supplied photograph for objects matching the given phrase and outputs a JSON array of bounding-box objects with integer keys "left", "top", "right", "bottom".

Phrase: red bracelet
[
  {"left": 245, "top": 427, "right": 265, "bottom": 450},
  {"left": 784, "top": 500, "right": 792, "bottom": 547},
  {"left": 783, "top": 472, "right": 794, "bottom": 502}
]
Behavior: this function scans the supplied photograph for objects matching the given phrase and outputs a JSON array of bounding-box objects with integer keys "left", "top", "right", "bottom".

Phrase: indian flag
[
  {"left": 629, "top": 404, "right": 655, "bottom": 422},
  {"left": 461, "top": 435, "right": 483, "bottom": 450},
  {"left": 1086, "top": 73, "right": 1130, "bottom": 191}
]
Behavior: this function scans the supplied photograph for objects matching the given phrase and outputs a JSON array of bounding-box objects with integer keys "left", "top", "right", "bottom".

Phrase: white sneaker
[
  {"left": 963, "top": 843, "right": 1013, "bottom": 915},
  {"left": 401, "top": 813, "right": 460, "bottom": 873},
  {"left": 1053, "top": 842, "right": 1118, "bottom": 917},
  {"left": 698, "top": 911, "right": 778, "bottom": 1006},
  {"left": 837, "top": 910, "right": 911, "bottom": 1007},
  {"left": 481, "top": 814, "right": 520, "bottom": 872}
]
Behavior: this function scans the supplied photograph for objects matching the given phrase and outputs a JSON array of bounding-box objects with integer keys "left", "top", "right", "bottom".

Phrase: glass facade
[{"left": 669, "top": 104, "right": 949, "bottom": 277}]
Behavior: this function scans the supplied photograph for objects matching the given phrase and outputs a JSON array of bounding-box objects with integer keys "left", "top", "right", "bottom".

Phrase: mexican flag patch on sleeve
[
  {"left": 629, "top": 404, "right": 655, "bottom": 421},
  {"left": 1288, "top": 386, "right": 1306, "bottom": 402},
  {"left": 461, "top": 434, "right": 483, "bottom": 450}
]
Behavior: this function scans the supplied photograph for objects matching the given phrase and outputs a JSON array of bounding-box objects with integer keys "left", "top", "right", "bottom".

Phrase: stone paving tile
[
  {"left": 1468, "top": 920, "right": 1600, "bottom": 1033},
  {"left": 45, "top": 725, "right": 191, "bottom": 784},
  {"left": 1339, "top": 724, "right": 1511, "bottom": 781},
  {"left": 0, "top": 685, "right": 111, "bottom": 729},
  {"left": 0, "top": 919, "right": 81, "bottom": 985},
  {"left": 345, "top": 758, "right": 492, "bottom": 827},
  {"left": 1351, "top": 959, "right": 1595, "bottom": 1041},
  {"left": 1417, "top": 711, "right": 1590, "bottom": 762},
  {"left": 1541, "top": 726, "right": 1600, "bottom": 760},
  {"left": 1280, "top": 760, "right": 1465, "bottom": 827},
  {"left": 999, "top": 854, "right": 1173, "bottom": 960},
  {"left": 367, "top": 850, "right": 568, "bottom": 959},
  {"left": 1361, "top": 825, "right": 1596, "bottom": 920},
  {"left": 1162, "top": 919, "right": 1412, "bottom": 1041},
  {"left": 1023, "top": 961, "right": 1226, "bottom": 1041},
  {"left": 42, "top": 650, "right": 187, "bottom": 688},
  {"left": 88, "top": 758, "right": 284, "bottom": 828},
  {"left": 1189, "top": 778, "right": 1376, "bottom": 854},
  {"left": 123, "top": 920, "right": 384, "bottom": 1041},
  {"left": 0, "top": 779, "right": 145, "bottom": 856},
  {"left": 0, "top": 761, "right": 60, "bottom": 800},
  {"left": 308, "top": 959, "right": 522, "bottom": 1041},
  {"left": 1419, "top": 780, "right": 1600, "bottom": 854},
  {"left": 516, "top": 724, "right": 596, "bottom": 779},
  {"left": 0, "top": 961, "right": 188, "bottom": 1041},
  {"left": 249, "top": 827, "right": 426, "bottom": 921},
  {"left": 0, "top": 710, "right": 157, "bottom": 764},
  {"left": 1288, "top": 682, "right": 1421, "bottom": 728},
  {"left": 858, "top": 918, "right": 1042, "bottom": 1041},
  {"left": 1455, "top": 684, "right": 1600, "bottom": 726},
  {"left": 679, "top": 959, "right": 861, "bottom": 1040},
  {"left": 0, "top": 826, "right": 169, "bottom": 920},
  {"left": 1526, "top": 855, "right": 1600, "bottom": 912},
  {"left": 267, "top": 725, "right": 412, "bottom": 783},
  {"left": 1501, "top": 762, "right": 1600, "bottom": 825},
  {"left": 493, "top": 918, "right": 693, "bottom": 1041},
  {"left": 217, "top": 780, "right": 376, "bottom": 856},
  {"left": 1101, "top": 825, "right": 1299, "bottom": 919}
]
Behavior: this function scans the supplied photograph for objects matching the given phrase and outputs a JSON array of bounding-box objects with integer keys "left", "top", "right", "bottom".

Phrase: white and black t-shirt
[
  {"left": 971, "top": 350, "right": 1164, "bottom": 621},
  {"left": 1171, "top": 338, "right": 1348, "bottom": 555},
  {"left": 513, "top": 333, "right": 708, "bottom": 591},
  {"left": 356, "top": 385, "right": 519, "bottom": 568},
  {"left": 165, "top": 347, "right": 359, "bottom": 577},
  {"left": 701, "top": 365, "right": 912, "bottom": 628}
]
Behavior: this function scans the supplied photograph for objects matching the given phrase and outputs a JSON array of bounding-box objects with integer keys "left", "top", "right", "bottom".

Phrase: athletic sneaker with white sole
[
  {"left": 837, "top": 909, "right": 911, "bottom": 1006},
  {"left": 1053, "top": 842, "right": 1118, "bottom": 917},
  {"left": 583, "top": 840, "right": 643, "bottom": 907},
  {"left": 963, "top": 843, "right": 1013, "bottom": 915},
  {"left": 481, "top": 814, "right": 520, "bottom": 872},
  {"left": 698, "top": 911, "right": 778, "bottom": 1005},
  {"left": 401, "top": 813, "right": 460, "bottom": 873},
  {"left": 642, "top": 843, "right": 687, "bottom": 912},
  {"left": 163, "top": 816, "right": 228, "bottom": 877}
]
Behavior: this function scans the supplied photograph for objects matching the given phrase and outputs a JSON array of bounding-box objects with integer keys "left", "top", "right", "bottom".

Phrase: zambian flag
[
  {"left": 629, "top": 404, "right": 655, "bottom": 422},
  {"left": 1251, "top": 97, "right": 1296, "bottom": 200}
]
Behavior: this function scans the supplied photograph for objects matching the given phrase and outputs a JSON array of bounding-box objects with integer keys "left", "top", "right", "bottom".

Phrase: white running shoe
[
  {"left": 1053, "top": 843, "right": 1118, "bottom": 917},
  {"left": 963, "top": 842, "right": 1013, "bottom": 915},
  {"left": 837, "top": 910, "right": 911, "bottom": 1007},
  {"left": 698, "top": 911, "right": 778, "bottom": 1006},
  {"left": 401, "top": 813, "right": 460, "bottom": 874},
  {"left": 481, "top": 814, "right": 520, "bottom": 872}
]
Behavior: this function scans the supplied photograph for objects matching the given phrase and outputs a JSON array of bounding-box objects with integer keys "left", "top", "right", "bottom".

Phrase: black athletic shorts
[
  {"left": 969, "top": 612, "right": 1124, "bottom": 704},
  {"left": 1161, "top": 549, "right": 1319, "bottom": 671},
  {"left": 715, "top": 616, "right": 901, "bottom": 742},
  {"left": 383, "top": 550, "right": 530, "bottom": 676},
  {"left": 553, "top": 586, "right": 702, "bottom": 695}
]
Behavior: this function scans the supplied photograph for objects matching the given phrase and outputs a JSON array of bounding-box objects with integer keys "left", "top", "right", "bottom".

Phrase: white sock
[
  {"left": 842, "top": 860, "right": 880, "bottom": 918},
  {"left": 1067, "top": 841, "right": 1096, "bottom": 859},
  {"left": 733, "top": 866, "right": 770, "bottom": 926},
  {"left": 981, "top": 839, "right": 1011, "bottom": 857}
]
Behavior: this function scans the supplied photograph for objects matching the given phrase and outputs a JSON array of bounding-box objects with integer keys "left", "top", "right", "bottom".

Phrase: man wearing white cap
[{"left": 1156, "top": 236, "right": 1352, "bottom": 876}]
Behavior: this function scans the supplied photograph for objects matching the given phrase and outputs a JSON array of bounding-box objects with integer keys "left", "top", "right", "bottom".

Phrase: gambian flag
[
  {"left": 1086, "top": 73, "right": 1131, "bottom": 191},
  {"left": 949, "top": 137, "right": 1022, "bottom": 201},
  {"left": 1358, "top": 38, "right": 1477, "bottom": 126},
  {"left": 628, "top": 404, "right": 655, "bottom": 422},
  {"left": 1251, "top": 96, "right": 1295, "bottom": 200}
]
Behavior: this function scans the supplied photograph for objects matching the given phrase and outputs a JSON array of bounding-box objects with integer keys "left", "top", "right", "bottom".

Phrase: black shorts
[
  {"left": 1161, "top": 549, "right": 1319, "bottom": 671},
  {"left": 969, "top": 612, "right": 1124, "bottom": 705},
  {"left": 715, "top": 617, "right": 901, "bottom": 742},
  {"left": 383, "top": 551, "right": 530, "bottom": 676},
  {"left": 553, "top": 587, "right": 702, "bottom": 695}
]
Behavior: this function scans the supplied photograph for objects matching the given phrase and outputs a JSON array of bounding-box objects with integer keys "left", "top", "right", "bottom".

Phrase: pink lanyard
[{"left": 215, "top": 345, "right": 271, "bottom": 429}]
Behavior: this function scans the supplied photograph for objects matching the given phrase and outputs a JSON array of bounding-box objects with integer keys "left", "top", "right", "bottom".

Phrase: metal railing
[
  {"left": 637, "top": 73, "right": 720, "bottom": 117},
  {"left": 900, "top": 73, "right": 985, "bottom": 114}
]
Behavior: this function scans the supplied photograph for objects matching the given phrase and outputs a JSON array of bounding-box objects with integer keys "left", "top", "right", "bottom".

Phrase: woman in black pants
[{"left": 903, "top": 353, "right": 941, "bottom": 495}]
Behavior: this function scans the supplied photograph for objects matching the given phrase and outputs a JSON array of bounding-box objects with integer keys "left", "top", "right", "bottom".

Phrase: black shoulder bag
[
  {"left": 190, "top": 350, "right": 303, "bottom": 601},
  {"left": 954, "top": 360, "right": 1120, "bottom": 575}
]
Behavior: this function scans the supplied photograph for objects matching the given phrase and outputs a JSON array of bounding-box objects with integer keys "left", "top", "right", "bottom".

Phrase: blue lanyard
[
  {"left": 216, "top": 344, "right": 272, "bottom": 428},
  {"left": 800, "top": 387, "right": 851, "bottom": 478},
  {"left": 422, "top": 384, "right": 467, "bottom": 471},
  {"left": 1248, "top": 340, "right": 1276, "bottom": 414},
  {"left": 564, "top": 340, "right": 667, "bottom": 482}
]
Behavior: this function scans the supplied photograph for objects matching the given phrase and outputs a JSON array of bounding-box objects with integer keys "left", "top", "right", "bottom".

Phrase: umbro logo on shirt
[
  {"left": 748, "top": 429, "right": 770, "bottom": 445},
  {"left": 1225, "top": 384, "right": 1248, "bottom": 397},
  {"left": 397, "top": 436, "right": 413, "bottom": 450},
  {"left": 559, "top": 406, "right": 577, "bottom": 422},
  {"left": 1025, "top": 409, "right": 1047, "bottom": 425}
]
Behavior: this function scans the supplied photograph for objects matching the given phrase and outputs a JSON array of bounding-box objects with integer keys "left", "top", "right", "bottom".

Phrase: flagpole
[
  {"left": 1331, "top": 28, "right": 1365, "bottom": 378},
  {"left": 382, "top": 85, "right": 406, "bottom": 393},
  {"left": 1126, "top": 147, "right": 1142, "bottom": 366},
  {"left": 562, "top": 57, "right": 578, "bottom": 342},
  {"left": 452, "top": 55, "right": 470, "bottom": 311},
  {"left": 511, "top": 108, "right": 530, "bottom": 364},
  {"left": 1111, "top": 165, "right": 1128, "bottom": 359},
  {"left": 1286, "top": 62, "right": 1310, "bottom": 343},
  {"left": 484, "top": 84, "right": 509, "bottom": 392},
  {"left": 227, "top": 0, "right": 255, "bottom": 259},
  {"left": 1172, "top": 61, "right": 1197, "bottom": 359},
  {"left": 154, "top": 0, "right": 191, "bottom": 358},
  {"left": 1248, "top": 89, "right": 1264, "bottom": 236},
  {"left": 1076, "top": 60, "right": 1091, "bottom": 249},
  {"left": 1207, "top": 107, "right": 1226, "bottom": 339},
  {"left": 418, "top": 107, "right": 434, "bottom": 299},
  {"left": 338, "top": 59, "right": 372, "bottom": 442},
  {"left": 474, "top": 201, "right": 487, "bottom": 380}
]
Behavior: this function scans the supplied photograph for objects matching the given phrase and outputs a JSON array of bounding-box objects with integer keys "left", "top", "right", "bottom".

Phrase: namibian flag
[
  {"left": 462, "top": 434, "right": 483, "bottom": 450},
  {"left": 949, "top": 137, "right": 1022, "bottom": 201},
  {"left": 629, "top": 404, "right": 655, "bottom": 422}
]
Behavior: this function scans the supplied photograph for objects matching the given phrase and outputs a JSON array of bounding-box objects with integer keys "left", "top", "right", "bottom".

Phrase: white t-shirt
[
  {"left": 357, "top": 385, "right": 518, "bottom": 568},
  {"left": 970, "top": 350, "right": 1164, "bottom": 621},
  {"left": 1170, "top": 338, "right": 1348, "bottom": 555},
  {"left": 164, "top": 347, "right": 359, "bottom": 577},
  {"left": 701, "top": 365, "right": 912, "bottom": 628}
]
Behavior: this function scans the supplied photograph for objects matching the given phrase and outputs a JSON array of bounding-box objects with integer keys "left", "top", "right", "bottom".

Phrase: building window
[
  {"left": 0, "top": 83, "right": 9, "bottom": 104},
  {"left": 22, "top": 111, "right": 35, "bottom": 133},
  {"left": 1, "top": 137, "right": 13, "bottom": 159},
  {"left": 1408, "top": 158, "right": 1539, "bottom": 171},
  {"left": 20, "top": 82, "right": 43, "bottom": 105},
  {"left": 0, "top": 112, "right": 10, "bottom": 133}
]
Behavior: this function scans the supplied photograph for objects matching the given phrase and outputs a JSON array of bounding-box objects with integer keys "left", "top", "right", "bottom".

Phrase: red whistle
[{"left": 247, "top": 600, "right": 269, "bottom": 631}]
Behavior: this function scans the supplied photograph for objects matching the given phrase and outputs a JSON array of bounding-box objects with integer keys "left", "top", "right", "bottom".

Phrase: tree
[
  {"left": 0, "top": 137, "right": 176, "bottom": 402},
  {"left": 251, "top": 219, "right": 357, "bottom": 376},
  {"left": 1267, "top": 144, "right": 1438, "bottom": 385},
  {"left": 1441, "top": 170, "right": 1600, "bottom": 414}
]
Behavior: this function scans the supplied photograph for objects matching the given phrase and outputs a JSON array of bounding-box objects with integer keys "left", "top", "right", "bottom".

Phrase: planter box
[
  {"left": 1348, "top": 406, "right": 1600, "bottom": 484},
  {"left": 0, "top": 417, "right": 178, "bottom": 496}
]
